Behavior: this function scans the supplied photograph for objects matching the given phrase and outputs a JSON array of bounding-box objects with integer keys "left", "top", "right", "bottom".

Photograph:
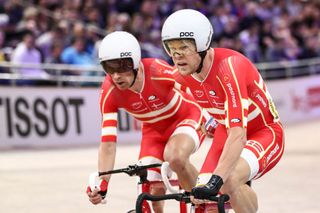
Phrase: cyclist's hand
[
  {"left": 86, "top": 172, "right": 108, "bottom": 205},
  {"left": 204, "top": 117, "right": 218, "bottom": 137},
  {"left": 198, "top": 117, "right": 218, "bottom": 137},
  {"left": 191, "top": 175, "right": 223, "bottom": 204}
]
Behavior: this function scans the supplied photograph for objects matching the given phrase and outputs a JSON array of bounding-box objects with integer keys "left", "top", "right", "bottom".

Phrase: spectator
[
  {"left": 239, "top": 22, "right": 263, "bottom": 62},
  {"left": 61, "top": 36, "right": 97, "bottom": 86},
  {"left": 0, "top": 29, "right": 11, "bottom": 85},
  {"left": 16, "top": 6, "right": 41, "bottom": 36},
  {"left": 10, "top": 30, "right": 50, "bottom": 86},
  {"left": 45, "top": 41, "right": 64, "bottom": 64},
  {"left": 61, "top": 36, "right": 95, "bottom": 66},
  {"left": 0, "top": 0, "right": 319, "bottom": 85}
]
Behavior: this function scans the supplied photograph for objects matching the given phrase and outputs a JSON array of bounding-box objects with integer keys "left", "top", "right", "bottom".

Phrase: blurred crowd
[{"left": 0, "top": 0, "right": 319, "bottom": 85}]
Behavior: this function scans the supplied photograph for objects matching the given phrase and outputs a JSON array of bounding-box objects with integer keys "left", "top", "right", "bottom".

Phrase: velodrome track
[{"left": 1, "top": 119, "right": 320, "bottom": 213}]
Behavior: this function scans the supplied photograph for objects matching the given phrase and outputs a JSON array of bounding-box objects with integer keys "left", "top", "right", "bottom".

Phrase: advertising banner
[
  {"left": 1, "top": 75, "right": 319, "bottom": 148},
  {"left": 266, "top": 75, "right": 320, "bottom": 124},
  {"left": 0, "top": 87, "right": 141, "bottom": 148}
]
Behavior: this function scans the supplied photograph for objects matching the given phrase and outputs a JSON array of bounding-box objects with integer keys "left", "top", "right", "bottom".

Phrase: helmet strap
[
  {"left": 129, "top": 69, "right": 138, "bottom": 88},
  {"left": 195, "top": 50, "right": 208, "bottom": 74}
]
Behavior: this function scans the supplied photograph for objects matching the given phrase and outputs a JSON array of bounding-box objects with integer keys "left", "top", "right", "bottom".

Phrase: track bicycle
[
  {"left": 135, "top": 191, "right": 230, "bottom": 213},
  {"left": 95, "top": 163, "right": 183, "bottom": 212},
  {"left": 159, "top": 162, "right": 252, "bottom": 213},
  {"left": 94, "top": 162, "right": 232, "bottom": 212},
  {"left": 137, "top": 161, "right": 232, "bottom": 213}
]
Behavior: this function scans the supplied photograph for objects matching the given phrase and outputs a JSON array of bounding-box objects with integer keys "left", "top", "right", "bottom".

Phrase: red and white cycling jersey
[
  {"left": 174, "top": 48, "right": 280, "bottom": 133},
  {"left": 99, "top": 58, "right": 203, "bottom": 143},
  {"left": 174, "top": 48, "right": 284, "bottom": 180}
]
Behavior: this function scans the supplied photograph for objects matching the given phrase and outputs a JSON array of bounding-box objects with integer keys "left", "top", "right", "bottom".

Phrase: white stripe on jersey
[
  {"left": 248, "top": 107, "right": 261, "bottom": 122},
  {"left": 103, "top": 112, "right": 118, "bottom": 122},
  {"left": 205, "top": 107, "right": 225, "bottom": 115},
  {"left": 101, "top": 126, "right": 117, "bottom": 136},
  {"left": 242, "top": 99, "right": 249, "bottom": 110},
  {"left": 243, "top": 117, "right": 248, "bottom": 126},
  {"left": 216, "top": 119, "right": 226, "bottom": 125}
]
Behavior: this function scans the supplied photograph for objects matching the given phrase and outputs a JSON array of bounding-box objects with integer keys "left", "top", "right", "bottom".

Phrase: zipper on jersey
[{"left": 201, "top": 83, "right": 212, "bottom": 106}]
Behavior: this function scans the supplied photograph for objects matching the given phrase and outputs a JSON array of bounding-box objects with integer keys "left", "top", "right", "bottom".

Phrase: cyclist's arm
[
  {"left": 214, "top": 56, "right": 249, "bottom": 181},
  {"left": 99, "top": 83, "right": 119, "bottom": 181},
  {"left": 213, "top": 127, "right": 246, "bottom": 181},
  {"left": 98, "top": 142, "right": 116, "bottom": 181}
]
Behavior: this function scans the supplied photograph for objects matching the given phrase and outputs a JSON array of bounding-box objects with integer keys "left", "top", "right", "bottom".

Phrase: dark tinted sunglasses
[{"left": 101, "top": 58, "right": 134, "bottom": 74}]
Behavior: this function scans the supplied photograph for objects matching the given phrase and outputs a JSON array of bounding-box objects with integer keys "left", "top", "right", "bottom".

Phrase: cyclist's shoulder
[
  {"left": 100, "top": 76, "right": 117, "bottom": 96},
  {"left": 142, "top": 58, "right": 177, "bottom": 79},
  {"left": 213, "top": 48, "right": 257, "bottom": 77},
  {"left": 213, "top": 48, "right": 252, "bottom": 66}
]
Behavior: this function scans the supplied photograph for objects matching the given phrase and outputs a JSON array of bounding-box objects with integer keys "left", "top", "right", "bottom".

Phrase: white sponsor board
[
  {"left": 1, "top": 75, "right": 319, "bottom": 148},
  {"left": 0, "top": 87, "right": 141, "bottom": 148},
  {"left": 266, "top": 75, "right": 320, "bottom": 124}
]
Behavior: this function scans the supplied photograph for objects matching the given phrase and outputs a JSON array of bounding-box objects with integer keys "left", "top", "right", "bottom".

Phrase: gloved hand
[
  {"left": 204, "top": 117, "right": 218, "bottom": 137},
  {"left": 86, "top": 172, "right": 108, "bottom": 204},
  {"left": 191, "top": 175, "right": 223, "bottom": 200}
]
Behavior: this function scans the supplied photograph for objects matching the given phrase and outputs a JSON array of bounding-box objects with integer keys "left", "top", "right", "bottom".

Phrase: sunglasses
[{"left": 101, "top": 58, "right": 134, "bottom": 74}]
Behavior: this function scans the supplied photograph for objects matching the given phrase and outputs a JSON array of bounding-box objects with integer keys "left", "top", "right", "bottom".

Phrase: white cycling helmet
[
  {"left": 161, "top": 9, "right": 213, "bottom": 54},
  {"left": 98, "top": 31, "right": 141, "bottom": 69}
]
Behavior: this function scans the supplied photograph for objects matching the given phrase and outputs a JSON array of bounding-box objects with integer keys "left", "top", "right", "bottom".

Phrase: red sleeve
[
  {"left": 99, "top": 79, "right": 118, "bottom": 143},
  {"left": 217, "top": 56, "right": 250, "bottom": 128}
]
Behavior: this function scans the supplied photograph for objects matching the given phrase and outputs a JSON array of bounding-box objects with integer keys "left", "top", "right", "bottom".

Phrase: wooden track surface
[{"left": 1, "top": 119, "right": 320, "bottom": 213}]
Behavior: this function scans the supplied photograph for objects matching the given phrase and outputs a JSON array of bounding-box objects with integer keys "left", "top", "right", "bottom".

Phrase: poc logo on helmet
[
  {"left": 180, "top": 32, "right": 194, "bottom": 37},
  {"left": 120, "top": 52, "right": 132, "bottom": 57}
]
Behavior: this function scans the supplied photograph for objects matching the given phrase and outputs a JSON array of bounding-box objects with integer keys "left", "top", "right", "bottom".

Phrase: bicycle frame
[
  {"left": 135, "top": 192, "right": 230, "bottom": 213},
  {"left": 98, "top": 163, "right": 186, "bottom": 213},
  {"left": 158, "top": 162, "right": 232, "bottom": 213},
  {"left": 98, "top": 163, "right": 232, "bottom": 213}
]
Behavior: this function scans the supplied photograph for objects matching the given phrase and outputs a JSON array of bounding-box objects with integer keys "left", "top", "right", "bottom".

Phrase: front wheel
[{"left": 127, "top": 210, "right": 136, "bottom": 213}]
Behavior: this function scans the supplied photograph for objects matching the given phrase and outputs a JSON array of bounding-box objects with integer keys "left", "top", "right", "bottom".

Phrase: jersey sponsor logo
[
  {"left": 226, "top": 83, "right": 237, "bottom": 107},
  {"left": 256, "top": 94, "right": 267, "bottom": 108},
  {"left": 209, "top": 90, "right": 216, "bottom": 97},
  {"left": 266, "top": 144, "right": 279, "bottom": 163},
  {"left": 179, "top": 32, "right": 194, "bottom": 37},
  {"left": 131, "top": 101, "right": 143, "bottom": 110},
  {"left": 268, "top": 99, "right": 279, "bottom": 120},
  {"left": 120, "top": 52, "right": 132, "bottom": 57},
  {"left": 194, "top": 90, "right": 204, "bottom": 98},
  {"left": 211, "top": 100, "right": 224, "bottom": 107},
  {"left": 148, "top": 95, "right": 156, "bottom": 101},
  {"left": 163, "top": 69, "right": 175, "bottom": 75},
  {"left": 230, "top": 118, "right": 241, "bottom": 123},
  {"left": 223, "top": 74, "right": 230, "bottom": 83}
]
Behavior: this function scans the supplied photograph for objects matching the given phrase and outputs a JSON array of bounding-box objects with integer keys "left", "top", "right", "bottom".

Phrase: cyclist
[
  {"left": 86, "top": 31, "right": 212, "bottom": 212},
  {"left": 161, "top": 9, "right": 285, "bottom": 213}
]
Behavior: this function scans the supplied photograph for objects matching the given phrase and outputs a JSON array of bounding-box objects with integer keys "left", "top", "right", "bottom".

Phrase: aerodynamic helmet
[
  {"left": 98, "top": 31, "right": 141, "bottom": 69},
  {"left": 161, "top": 9, "right": 213, "bottom": 54}
]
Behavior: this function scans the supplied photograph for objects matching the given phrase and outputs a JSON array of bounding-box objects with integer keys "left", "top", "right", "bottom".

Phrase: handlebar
[
  {"left": 98, "top": 163, "right": 162, "bottom": 177},
  {"left": 135, "top": 192, "right": 230, "bottom": 213}
]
